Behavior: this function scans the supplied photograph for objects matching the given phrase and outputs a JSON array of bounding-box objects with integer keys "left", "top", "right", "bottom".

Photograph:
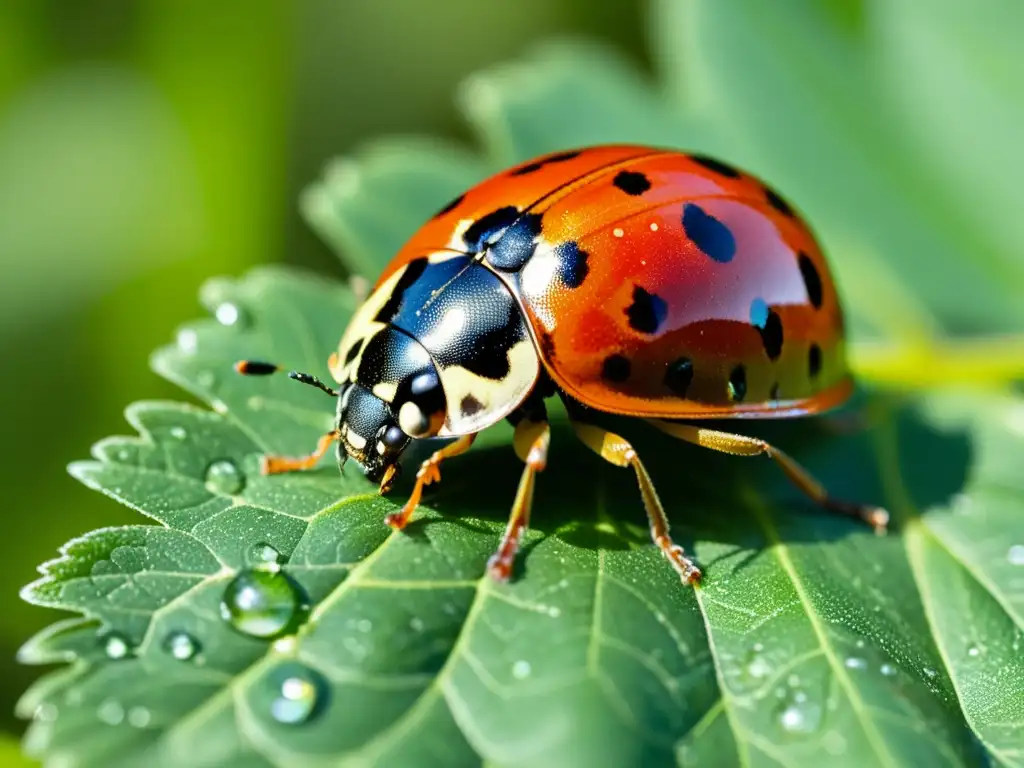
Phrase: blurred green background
[
  {"left": 4, "top": 0, "right": 1024, "bottom": 757},
  {"left": 0, "top": 0, "right": 648, "bottom": 742}
]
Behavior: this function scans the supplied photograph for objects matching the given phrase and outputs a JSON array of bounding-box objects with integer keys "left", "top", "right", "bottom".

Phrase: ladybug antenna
[{"left": 234, "top": 360, "right": 338, "bottom": 397}]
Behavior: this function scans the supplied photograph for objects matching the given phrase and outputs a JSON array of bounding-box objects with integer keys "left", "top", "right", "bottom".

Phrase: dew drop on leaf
[
  {"left": 197, "top": 370, "right": 216, "bottom": 389},
  {"left": 215, "top": 302, "right": 248, "bottom": 327},
  {"left": 511, "top": 660, "right": 532, "bottom": 679},
  {"left": 1007, "top": 544, "right": 1024, "bottom": 565},
  {"left": 170, "top": 426, "right": 187, "bottom": 440},
  {"left": 127, "top": 706, "right": 151, "bottom": 728},
  {"left": 409, "top": 617, "right": 424, "bottom": 632},
  {"left": 220, "top": 569, "right": 306, "bottom": 639},
  {"left": 967, "top": 645, "right": 981, "bottom": 658},
  {"left": 164, "top": 631, "right": 200, "bottom": 661},
  {"left": 248, "top": 542, "right": 282, "bottom": 569},
  {"left": 204, "top": 459, "right": 245, "bottom": 495},
  {"left": 923, "top": 667, "right": 937, "bottom": 679},
  {"left": 777, "top": 691, "right": 822, "bottom": 735},
  {"left": 102, "top": 632, "right": 131, "bottom": 660},
  {"left": 176, "top": 329, "right": 198, "bottom": 354},
  {"left": 745, "top": 644, "right": 771, "bottom": 679},
  {"left": 844, "top": 657, "right": 867, "bottom": 670},
  {"left": 880, "top": 663, "right": 897, "bottom": 677},
  {"left": 270, "top": 668, "right": 324, "bottom": 725},
  {"left": 97, "top": 699, "right": 125, "bottom": 726}
]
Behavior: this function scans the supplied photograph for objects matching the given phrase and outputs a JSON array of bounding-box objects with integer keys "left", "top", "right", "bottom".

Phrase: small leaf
[{"left": 19, "top": 267, "right": 1024, "bottom": 766}]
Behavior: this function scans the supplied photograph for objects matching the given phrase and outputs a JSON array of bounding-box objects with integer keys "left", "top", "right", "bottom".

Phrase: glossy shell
[{"left": 348, "top": 144, "right": 851, "bottom": 423}]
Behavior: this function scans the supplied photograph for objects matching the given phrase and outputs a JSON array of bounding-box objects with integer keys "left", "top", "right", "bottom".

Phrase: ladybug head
[{"left": 335, "top": 331, "right": 448, "bottom": 492}]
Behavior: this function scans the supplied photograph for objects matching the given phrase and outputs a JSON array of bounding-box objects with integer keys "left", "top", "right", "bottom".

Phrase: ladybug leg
[
  {"left": 261, "top": 431, "right": 340, "bottom": 475},
  {"left": 487, "top": 417, "right": 551, "bottom": 582},
  {"left": 648, "top": 421, "right": 889, "bottom": 533},
  {"left": 384, "top": 434, "right": 477, "bottom": 530},
  {"left": 569, "top": 419, "right": 702, "bottom": 585}
]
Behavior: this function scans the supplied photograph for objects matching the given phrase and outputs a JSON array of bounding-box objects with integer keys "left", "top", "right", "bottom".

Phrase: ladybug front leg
[
  {"left": 648, "top": 420, "right": 889, "bottom": 533},
  {"left": 569, "top": 419, "right": 702, "bottom": 585},
  {"left": 384, "top": 434, "right": 477, "bottom": 530},
  {"left": 260, "top": 430, "right": 340, "bottom": 475},
  {"left": 486, "top": 416, "right": 551, "bottom": 582}
]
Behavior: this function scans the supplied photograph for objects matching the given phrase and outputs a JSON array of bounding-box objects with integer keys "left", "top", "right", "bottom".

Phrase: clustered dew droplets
[
  {"left": 164, "top": 631, "right": 200, "bottom": 661},
  {"left": 220, "top": 568, "right": 306, "bottom": 639},
  {"left": 204, "top": 459, "right": 245, "bottom": 495},
  {"left": 270, "top": 667, "right": 324, "bottom": 725},
  {"left": 776, "top": 689, "right": 823, "bottom": 735}
]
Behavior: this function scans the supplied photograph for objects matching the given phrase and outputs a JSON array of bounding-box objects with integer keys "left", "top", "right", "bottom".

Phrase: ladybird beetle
[{"left": 236, "top": 144, "right": 888, "bottom": 585}]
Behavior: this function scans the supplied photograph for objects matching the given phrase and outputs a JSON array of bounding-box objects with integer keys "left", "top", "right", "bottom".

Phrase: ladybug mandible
[{"left": 236, "top": 145, "right": 888, "bottom": 585}]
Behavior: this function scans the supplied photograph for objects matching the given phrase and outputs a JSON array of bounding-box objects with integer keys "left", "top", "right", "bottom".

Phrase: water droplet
[
  {"left": 204, "top": 459, "right": 245, "bottom": 495},
  {"left": 777, "top": 695, "right": 822, "bottom": 735},
  {"left": 511, "top": 660, "right": 532, "bottom": 679},
  {"left": 116, "top": 449, "right": 130, "bottom": 461},
  {"left": 273, "top": 635, "right": 299, "bottom": 655},
  {"left": 547, "top": 606, "right": 561, "bottom": 618},
  {"left": 215, "top": 302, "right": 247, "bottom": 327},
  {"left": 197, "top": 370, "right": 216, "bottom": 389},
  {"left": 97, "top": 699, "right": 124, "bottom": 725},
  {"left": 409, "top": 617, "right": 424, "bottom": 632},
  {"left": 248, "top": 542, "right": 282, "bottom": 570},
  {"left": 558, "top": 579, "right": 569, "bottom": 589},
  {"left": 967, "top": 645, "right": 981, "bottom": 658},
  {"left": 880, "top": 663, "right": 896, "bottom": 677},
  {"left": 102, "top": 632, "right": 130, "bottom": 660},
  {"left": 1007, "top": 544, "right": 1024, "bottom": 566},
  {"left": 745, "top": 644, "right": 771, "bottom": 679},
  {"left": 164, "top": 631, "right": 200, "bottom": 661},
  {"left": 177, "top": 329, "right": 198, "bottom": 354},
  {"left": 855, "top": 639, "right": 865, "bottom": 649},
  {"left": 220, "top": 569, "right": 306, "bottom": 639},
  {"left": 270, "top": 668, "right": 324, "bottom": 725},
  {"left": 844, "top": 657, "right": 867, "bottom": 670},
  {"left": 127, "top": 706, "right": 151, "bottom": 728},
  {"left": 923, "top": 667, "right": 937, "bottom": 679},
  {"left": 170, "top": 426, "right": 187, "bottom": 440}
]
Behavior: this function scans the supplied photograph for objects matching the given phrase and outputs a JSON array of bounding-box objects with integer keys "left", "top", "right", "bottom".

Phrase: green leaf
[{"left": 19, "top": 264, "right": 1024, "bottom": 766}]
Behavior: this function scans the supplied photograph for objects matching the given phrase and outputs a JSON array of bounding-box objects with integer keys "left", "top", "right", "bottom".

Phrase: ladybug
[{"left": 236, "top": 145, "right": 888, "bottom": 585}]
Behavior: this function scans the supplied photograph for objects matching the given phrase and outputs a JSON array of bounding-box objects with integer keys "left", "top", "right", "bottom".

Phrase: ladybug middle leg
[
  {"left": 486, "top": 416, "right": 550, "bottom": 582},
  {"left": 565, "top": 413, "right": 702, "bottom": 585},
  {"left": 648, "top": 421, "right": 889, "bottom": 532}
]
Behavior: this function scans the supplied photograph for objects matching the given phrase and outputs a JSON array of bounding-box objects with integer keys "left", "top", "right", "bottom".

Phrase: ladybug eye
[{"left": 376, "top": 424, "right": 406, "bottom": 455}]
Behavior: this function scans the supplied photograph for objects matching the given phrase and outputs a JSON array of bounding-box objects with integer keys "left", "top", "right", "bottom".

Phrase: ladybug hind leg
[
  {"left": 567, "top": 415, "right": 702, "bottom": 585},
  {"left": 648, "top": 420, "right": 889, "bottom": 533}
]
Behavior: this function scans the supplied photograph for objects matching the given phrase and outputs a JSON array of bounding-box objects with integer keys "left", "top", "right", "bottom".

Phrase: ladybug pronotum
[{"left": 236, "top": 145, "right": 888, "bottom": 585}]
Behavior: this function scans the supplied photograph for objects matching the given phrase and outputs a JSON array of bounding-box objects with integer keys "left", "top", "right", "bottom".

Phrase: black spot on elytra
[
  {"left": 508, "top": 150, "right": 581, "bottom": 176},
  {"left": 682, "top": 203, "right": 736, "bottom": 263},
  {"left": 765, "top": 185, "right": 794, "bottom": 217},
  {"left": 509, "top": 161, "right": 544, "bottom": 176},
  {"left": 553, "top": 241, "right": 589, "bottom": 288},
  {"left": 343, "top": 338, "right": 364, "bottom": 365},
  {"left": 664, "top": 358, "right": 694, "bottom": 398},
  {"left": 798, "top": 252, "right": 823, "bottom": 309},
  {"left": 463, "top": 206, "right": 520, "bottom": 252},
  {"left": 433, "top": 193, "right": 464, "bottom": 218},
  {"left": 613, "top": 170, "right": 651, "bottom": 196},
  {"left": 601, "top": 354, "right": 631, "bottom": 383},
  {"left": 728, "top": 365, "right": 747, "bottom": 402},
  {"left": 625, "top": 285, "right": 668, "bottom": 334},
  {"left": 538, "top": 330, "right": 557, "bottom": 361},
  {"left": 488, "top": 213, "right": 543, "bottom": 271},
  {"left": 758, "top": 310, "right": 784, "bottom": 361},
  {"left": 373, "top": 258, "right": 429, "bottom": 323},
  {"left": 460, "top": 394, "right": 484, "bottom": 417},
  {"left": 690, "top": 154, "right": 741, "bottom": 178},
  {"left": 809, "top": 344, "right": 822, "bottom": 378}
]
